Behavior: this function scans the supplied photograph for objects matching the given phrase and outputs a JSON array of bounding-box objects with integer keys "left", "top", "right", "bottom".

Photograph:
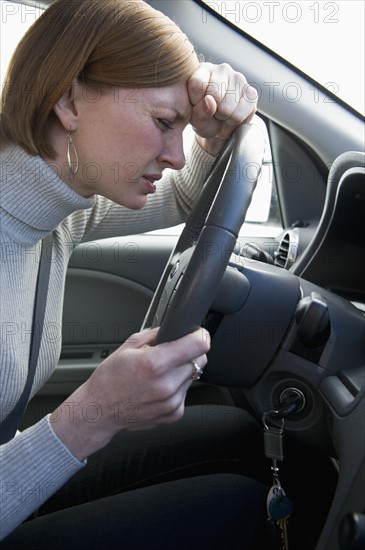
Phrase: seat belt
[{"left": 0, "top": 233, "right": 53, "bottom": 445}]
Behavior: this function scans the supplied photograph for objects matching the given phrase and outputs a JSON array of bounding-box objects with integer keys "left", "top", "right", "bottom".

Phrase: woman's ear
[{"left": 53, "top": 79, "right": 80, "bottom": 131}]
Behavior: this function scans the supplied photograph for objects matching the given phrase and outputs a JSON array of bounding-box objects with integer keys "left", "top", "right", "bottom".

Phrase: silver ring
[{"left": 190, "top": 360, "right": 203, "bottom": 381}]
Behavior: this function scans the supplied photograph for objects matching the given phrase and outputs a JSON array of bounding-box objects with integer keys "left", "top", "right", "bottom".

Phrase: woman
[{"left": 0, "top": 0, "right": 267, "bottom": 547}]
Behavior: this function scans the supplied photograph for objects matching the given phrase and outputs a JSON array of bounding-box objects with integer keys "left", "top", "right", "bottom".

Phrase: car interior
[{"left": 4, "top": 0, "right": 364, "bottom": 548}]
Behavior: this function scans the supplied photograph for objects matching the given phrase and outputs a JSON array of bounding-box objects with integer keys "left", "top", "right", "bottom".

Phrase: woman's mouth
[{"left": 142, "top": 175, "right": 161, "bottom": 194}]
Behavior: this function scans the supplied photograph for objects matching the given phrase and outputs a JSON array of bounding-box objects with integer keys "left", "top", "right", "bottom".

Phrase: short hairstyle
[{"left": 0, "top": 0, "right": 199, "bottom": 158}]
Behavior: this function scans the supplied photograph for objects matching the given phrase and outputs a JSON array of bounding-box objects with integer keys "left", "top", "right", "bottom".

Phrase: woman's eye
[{"left": 157, "top": 119, "right": 174, "bottom": 130}]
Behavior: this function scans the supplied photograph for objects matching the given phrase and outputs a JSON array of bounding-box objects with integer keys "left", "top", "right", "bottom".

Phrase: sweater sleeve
[
  {"left": 0, "top": 416, "right": 85, "bottom": 541},
  {"left": 64, "top": 138, "right": 217, "bottom": 243}
]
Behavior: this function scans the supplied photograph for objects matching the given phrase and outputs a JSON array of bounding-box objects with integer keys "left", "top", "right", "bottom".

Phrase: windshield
[{"left": 202, "top": 0, "right": 365, "bottom": 116}]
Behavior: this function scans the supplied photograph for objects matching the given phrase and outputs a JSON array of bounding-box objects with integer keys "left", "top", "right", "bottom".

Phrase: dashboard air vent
[
  {"left": 275, "top": 227, "right": 315, "bottom": 270},
  {"left": 274, "top": 232, "right": 291, "bottom": 268}
]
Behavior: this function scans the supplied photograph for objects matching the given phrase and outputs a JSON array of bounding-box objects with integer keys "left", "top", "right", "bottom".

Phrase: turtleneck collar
[{"left": 0, "top": 144, "right": 95, "bottom": 245}]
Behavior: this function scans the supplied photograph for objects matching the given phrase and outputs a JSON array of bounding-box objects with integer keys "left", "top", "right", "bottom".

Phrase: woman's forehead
[{"left": 134, "top": 83, "right": 192, "bottom": 121}]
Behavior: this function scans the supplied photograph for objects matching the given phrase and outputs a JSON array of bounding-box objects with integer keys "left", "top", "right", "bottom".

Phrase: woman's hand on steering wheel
[
  {"left": 50, "top": 327, "right": 210, "bottom": 461},
  {"left": 188, "top": 62, "right": 258, "bottom": 156}
]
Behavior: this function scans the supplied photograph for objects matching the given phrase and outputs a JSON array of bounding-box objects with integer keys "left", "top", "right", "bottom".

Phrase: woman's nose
[{"left": 159, "top": 134, "right": 186, "bottom": 170}]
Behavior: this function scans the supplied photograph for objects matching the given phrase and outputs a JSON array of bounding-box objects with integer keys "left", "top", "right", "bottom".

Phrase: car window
[
  {"left": 0, "top": 0, "right": 282, "bottom": 238},
  {"left": 201, "top": 0, "right": 365, "bottom": 117}
]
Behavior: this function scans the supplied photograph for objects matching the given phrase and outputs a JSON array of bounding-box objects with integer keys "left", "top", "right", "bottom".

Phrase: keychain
[{"left": 262, "top": 411, "right": 293, "bottom": 550}]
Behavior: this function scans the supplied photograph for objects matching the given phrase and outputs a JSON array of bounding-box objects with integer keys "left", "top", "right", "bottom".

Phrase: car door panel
[{"left": 39, "top": 235, "right": 173, "bottom": 396}]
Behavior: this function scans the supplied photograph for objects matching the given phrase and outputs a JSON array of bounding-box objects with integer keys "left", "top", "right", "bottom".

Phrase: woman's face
[{"left": 67, "top": 81, "right": 192, "bottom": 208}]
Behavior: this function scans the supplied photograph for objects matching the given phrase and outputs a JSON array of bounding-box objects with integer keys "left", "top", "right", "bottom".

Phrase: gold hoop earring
[{"left": 66, "top": 131, "right": 79, "bottom": 176}]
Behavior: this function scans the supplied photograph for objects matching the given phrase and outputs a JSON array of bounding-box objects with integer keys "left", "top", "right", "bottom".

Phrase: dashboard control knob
[
  {"left": 295, "top": 291, "right": 330, "bottom": 343},
  {"left": 339, "top": 512, "right": 365, "bottom": 549}
]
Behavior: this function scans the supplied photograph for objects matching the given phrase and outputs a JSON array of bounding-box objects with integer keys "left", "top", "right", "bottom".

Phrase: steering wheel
[{"left": 141, "top": 116, "right": 267, "bottom": 344}]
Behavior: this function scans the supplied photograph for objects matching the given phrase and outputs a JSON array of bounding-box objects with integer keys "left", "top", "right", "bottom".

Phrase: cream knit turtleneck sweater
[{"left": 0, "top": 139, "right": 215, "bottom": 540}]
